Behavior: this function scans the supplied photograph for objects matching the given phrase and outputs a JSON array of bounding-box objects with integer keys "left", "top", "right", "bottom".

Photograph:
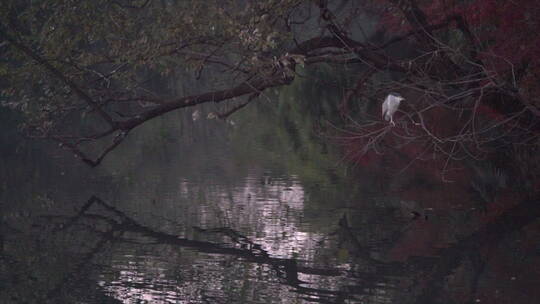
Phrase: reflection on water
[{"left": 2, "top": 104, "right": 540, "bottom": 304}]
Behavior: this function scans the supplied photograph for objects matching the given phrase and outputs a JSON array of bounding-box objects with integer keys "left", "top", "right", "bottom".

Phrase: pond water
[{"left": 1, "top": 98, "right": 540, "bottom": 304}]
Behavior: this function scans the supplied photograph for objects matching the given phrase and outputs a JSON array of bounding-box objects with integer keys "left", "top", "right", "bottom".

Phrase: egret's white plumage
[{"left": 382, "top": 93, "right": 404, "bottom": 126}]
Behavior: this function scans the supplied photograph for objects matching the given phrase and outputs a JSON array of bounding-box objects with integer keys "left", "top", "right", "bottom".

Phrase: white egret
[{"left": 382, "top": 92, "right": 405, "bottom": 126}]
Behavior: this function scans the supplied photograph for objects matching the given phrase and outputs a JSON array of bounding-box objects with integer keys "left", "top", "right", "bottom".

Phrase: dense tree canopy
[{"left": 1, "top": 0, "right": 539, "bottom": 168}]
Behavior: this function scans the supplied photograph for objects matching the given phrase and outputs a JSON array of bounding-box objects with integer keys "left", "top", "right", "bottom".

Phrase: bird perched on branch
[{"left": 382, "top": 92, "right": 405, "bottom": 126}]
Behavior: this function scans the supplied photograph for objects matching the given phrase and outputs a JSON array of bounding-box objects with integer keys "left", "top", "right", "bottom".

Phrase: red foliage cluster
[
  {"left": 466, "top": 0, "right": 540, "bottom": 73},
  {"left": 379, "top": 0, "right": 540, "bottom": 84}
]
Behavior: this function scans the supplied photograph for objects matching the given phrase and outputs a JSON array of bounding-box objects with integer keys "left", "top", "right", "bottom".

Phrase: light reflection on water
[{"left": 97, "top": 170, "right": 352, "bottom": 304}]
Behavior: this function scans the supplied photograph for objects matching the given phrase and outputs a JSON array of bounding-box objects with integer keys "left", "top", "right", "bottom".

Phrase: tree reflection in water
[
  {"left": 3, "top": 193, "right": 537, "bottom": 304},
  {"left": 48, "top": 196, "right": 364, "bottom": 303}
]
